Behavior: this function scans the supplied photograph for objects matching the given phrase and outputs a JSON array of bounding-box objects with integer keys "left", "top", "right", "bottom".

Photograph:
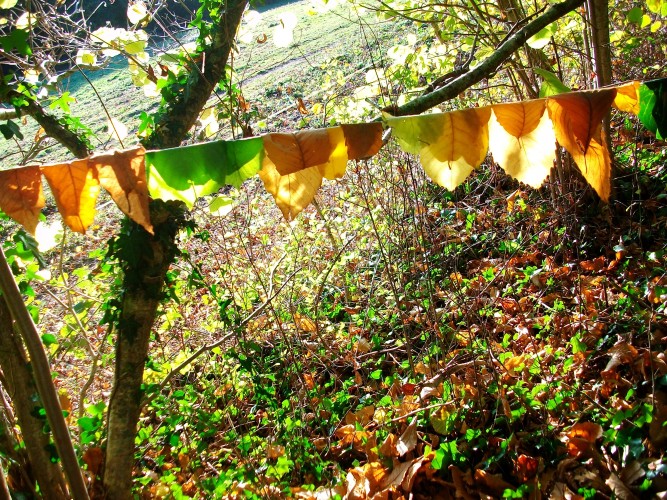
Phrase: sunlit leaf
[
  {"left": 489, "top": 99, "right": 556, "bottom": 188},
  {"left": 127, "top": 1, "right": 149, "bottom": 25},
  {"left": 41, "top": 159, "right": 101, "bottom": 233},
  {"left": 273, "top": 12, "right": 298, "bottom": 48},
  {"left": 387, "top": 107, "right": 491, "bottom": 190},
  {"left": 263, "top": 128, "right": 332, "bottom": 176},
  {"left": 0, "top": 0, "right": 18, "bottom": 8},
  {"left": 0, "top": 166, "right": 45, "bottom": 234},
  {"left": 76, "top": 48, "right": 97, "bottom": 67},
  {"left": 547, "top": 89, "right": 616, "bottom": 201},
  {"left": 526, "top": 22, "right": 557, "bottom": 49},
  {"left": 145, "top": 138, "right": 263, "bottom": 207},
  {"left": 92, "top": 147, "right": 153, "bottom": 234},
  {"left": 258, "top": 158, "right": 323, "bottom": 220},
  {"left": 613, "top": 81, "right": 641, "bottom": 115}
]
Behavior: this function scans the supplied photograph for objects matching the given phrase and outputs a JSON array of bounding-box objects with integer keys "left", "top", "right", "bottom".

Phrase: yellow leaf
[
  {"left": 0, "top": 166, "right": 45, "bottom": 234},
  {"left": 613, "top": 81, "right": 641, "bottom": 115},
  {"left": 387, "top": 107, "right": 491, "bottom": 190},
  {"left": 258, "top": 157, "right": 323, "bottom": 220},
  {"left": 489, "top": 99, "right": 556, "bottom": 188},
  {"left": 92, "top": 147, "right": 153, "bottom": 234},
  {"left": 0, "top": 0, "right": 18, "bottom": 8},
  {"left": 319, "top": 127, "right": 348, "bottom": 179},
  {"left": 263, "top": 128, "right": 332, "bottom": 176},
  {"left": 41, "top": 159, "right": 101, "bottom": 233},
  {"left": 547, "top": 89, "right": 616, "bottom": 201},
  {"left": 127, "top": 1, "right": 148, "bottom": 24}
]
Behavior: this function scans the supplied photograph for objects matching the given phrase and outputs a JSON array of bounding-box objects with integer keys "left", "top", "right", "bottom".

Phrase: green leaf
[
  {"left": 0, "top": 0, "right": 19, "bottom": 8},
  {"left": 49, "top": 92, "right": 76, "bottom": 114},
  {"left": 534, "top": 68, "right": 571, "bottom": 97},
  {"left": 0, "top": 119, "right": 23, "bottom": 140},
  {"left": 0, "top": 29, "right": 32, "bottom": 56},
  {"left": 208, "top": 195, "right": 234, "bottom": 216},
  {"left": 41, "top": 333, "right": 57, "bottom": 346},
  {"left": 146, "top": 137, "right": 264, "bottom": 207},
  {"left": 638, "top": 78, "right": 667, "bottom": 140},
  {"left": 526, "top": 22, "right": 557, "bottom": 49},
  {"left": 626, "top": 7, "right": 644, "bottom": 24}
]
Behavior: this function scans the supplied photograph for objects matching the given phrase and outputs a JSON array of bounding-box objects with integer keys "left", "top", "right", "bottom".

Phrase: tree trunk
[
  {"left": 101, "top": 0, "right": 248, "bottom": 497},
  {"left": 0, "top": 298, "right": 68, "bottom": 499}
]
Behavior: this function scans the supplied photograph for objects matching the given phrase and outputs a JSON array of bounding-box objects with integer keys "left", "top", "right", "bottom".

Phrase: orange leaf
[
  {"left": 297, "top": 98, "right": 308, "bottom": 114},
  {"left": 83, "top": 447, "right": 104, "bottom": 476},
  {"left": 91, "top": 147, "right": 153, "bottom": 234},
  {"left": 566, "top": 422, "right": 603, "bottom": 457},
  {"left": 341, "top": 122, "right": 384, "bottom": 160},
  {"left": 613, "top": 81, "right": 641, "bottom": 115},
  {"left": 489, "top": 99, "right": 556, "bottom": 188},
  {"left": 547, "top": 89, "right": 616, "bottom": 201},
  {"left": 0, "top": 166, "right": 45, "bottom": 234},
  {"left": 263, "top": 129, "right": 331, "bottom": 175},
  {"left": 41, "top": 159, "right": 101, "bottom": 233}
]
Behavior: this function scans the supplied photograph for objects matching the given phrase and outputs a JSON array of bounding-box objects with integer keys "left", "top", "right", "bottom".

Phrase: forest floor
[{"left": 1, "top": 0, "right": 666, "bottom": 499}]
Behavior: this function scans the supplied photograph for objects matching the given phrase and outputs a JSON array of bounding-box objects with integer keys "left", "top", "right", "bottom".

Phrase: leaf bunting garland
[
  {"left": 0, "top": 80, "right": 665, "bottom": 235},
  {"left": 145, "top": 137, "right": 264, "bottom": 208}
]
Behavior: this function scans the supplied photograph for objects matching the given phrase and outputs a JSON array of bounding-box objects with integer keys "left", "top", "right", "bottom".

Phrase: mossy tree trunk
[{"left": 101, "top": 0, "right": 248, "bottom": 497}]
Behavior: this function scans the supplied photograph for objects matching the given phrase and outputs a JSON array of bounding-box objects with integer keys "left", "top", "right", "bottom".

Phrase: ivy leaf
[
  {"left": 0, "top": 29, "right": 32, "bottom": 56},
  {"left": 145, "top": 137, "right": 263, "bottom": 207},
  {"left": 0, "top": 120, "right": 23, "bottom": 140},
  {"left": 49, "top": 92, "right": 76, "bottom": 114},
  {"left": 0, "top": 166, "right": 45, "bottom": 234},
  {"left": 386, "top": 107, "right": 491, "bottom": 191},
  {"left": 489, "top": 99, "right": 556, "bottom": 188},
  {"left": 41, "top": 159, "right": 101, "bottom": 233},
  {"left": 92, "top": 147, "right": 153, "bottom": 234},
  {"left": 638, "top": 77, "right": 667, "bottom": 140},
  {"left": 546, "top": 89, "right": 617, "bottom": 201}
]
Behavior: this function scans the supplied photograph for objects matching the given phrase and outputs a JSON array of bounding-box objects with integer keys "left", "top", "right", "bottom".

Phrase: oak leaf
[
  {"left": 92, "top": 147, "right": 153, "bottom": 234},
  {"left": 0, "top": 166, "right": 45, "bottom": 234},
  {"left": 387, "top": 107, "right": 491, "bottom": 190},
  {"left": 547, "top": 89, "right": 617, "bottom": 201},
  {"left": 489, "top": 99, "right": 556, "bottom": 188},
  {"left": 41, "top": 159, "right": 101, "bottom": 233}
]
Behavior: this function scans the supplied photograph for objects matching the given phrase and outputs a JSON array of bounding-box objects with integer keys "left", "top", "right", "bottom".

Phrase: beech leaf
[
  {"left": 341, "top": 122, "right": 384, "bottom": 160},
  {"left": 41, "top": 159, "right": 101, "bottom": 234},
  {"left": 92, "top": 147, "right": 153, "bottom": 234},
  {"left": 387, "top": 107, "right": 491, "bottom": 191},
  {"left": 489, "top": 99, "right": 556, "bottom": 188},
  {"left": 547, "top": 89, "right": 617, "bottom": 201},
  {"left": 0, "top": 166, "right": 45, "bottom": 234},
  {"left": 263, "top": 128, "right": 332, "bottom": 176},
  {"left": 258, "top": 158, "right": 323, "bottom": 220},
  {"left": 613, "top": 81, "right": 641, "bottom": 115},
  {"left": 145, "top": 137, "right": 263, "bottom": 207}
]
